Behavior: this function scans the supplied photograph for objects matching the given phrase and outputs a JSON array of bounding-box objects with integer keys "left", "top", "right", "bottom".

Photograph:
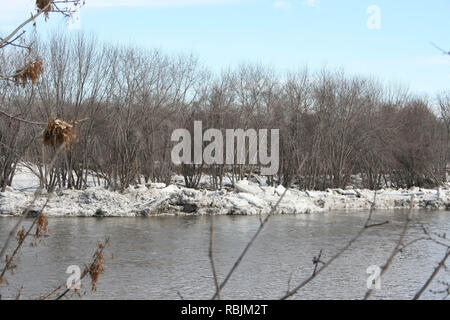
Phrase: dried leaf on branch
[
  {"left": 43, "top": 119, "right": 76, "bottom": 150},
  {"left": 35, "top": 214, "right": 49, "bottom": 239},
  {"left": 36, "top": 0, "right": 54, "bottom": 20},
  {"left": 89, "top": 241, "right": 108, "bottom": 292},
  {"left": 13, "top": 59, "right": 44, "bottom": 87}
]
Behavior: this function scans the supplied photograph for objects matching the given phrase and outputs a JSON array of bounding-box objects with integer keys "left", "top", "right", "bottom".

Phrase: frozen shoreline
[{"left": 0, "top": 167, "right": 449, "bottom": 217}]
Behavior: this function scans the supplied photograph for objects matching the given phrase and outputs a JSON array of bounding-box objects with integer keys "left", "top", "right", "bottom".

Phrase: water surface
[{"left": 0, "top": 210, "right": 449, "bottom": 300}]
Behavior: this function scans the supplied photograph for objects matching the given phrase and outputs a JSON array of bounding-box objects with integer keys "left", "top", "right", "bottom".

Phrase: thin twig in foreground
[
  {"left": 280, "top": 191, "right": 389, "bottom": 300},
  {"left": 211, "top": 155, "right": 308, "bottom": 300},
  {"left": 430, "top": 42, "right": 450, "bottom": 55},
  {"left": 52, "top": 237, "right": 111, "bottom": 300},
  {"left": 177, "top": 291, "right": 185, "bottom": 300},
  {"left": 0, "top": 109, "right": 47, "bottom": 126},
  {"left": 0, "top": 199, "right": 49, "bottom": 283},
  {"left": 312, "top": 249, "right": 324, "bottom": 276},
  {"left": 0, "top": 143, "right": 66, "bottom": 262},
  {"left": 413, "top": 249, "right": 450, "bottom": 300},
  {"left": 0, "top": 1, "right": 54, "bottom": 48},
  {"left": 209, "top": 216, "right": 221, "bottom": 300},
  {"left": 363, "top": 195, "right": 414, "bottom": 300}
]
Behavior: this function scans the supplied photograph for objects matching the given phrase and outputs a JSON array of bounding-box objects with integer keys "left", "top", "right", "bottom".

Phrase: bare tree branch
[
  {"left": 208, "top": 216, "right": 221, "bottom": 300},
  {"left": 363, "top": 195, "right": 414, "bottom": 300},
  {"left": 211, "top": 154, "right": 309, "bottom": 300},
  {"left": 430, "top": 42, "right": 450, "bottom": 56},
  {"left": 413, "top": 249, "right": 450, "bottom": 300},
  {"left": 0, "top": 109, "right": 47, "bottom": 126},
  {"left": 280, "top": 192, "right": 390, "bottom": 300},
  {"left": 0, "top": 143, "right": 67, "bottom": 263},
  {"left": 48, "top": 237, "right": 111, "bottom": 300},
  {"left": 0, "top": 2, "right": 54, "bottom": 49}
]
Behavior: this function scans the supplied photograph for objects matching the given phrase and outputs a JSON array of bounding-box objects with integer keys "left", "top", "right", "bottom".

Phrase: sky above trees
[{"left": 1, "top": 0, "right": 449, "bottom": 96}]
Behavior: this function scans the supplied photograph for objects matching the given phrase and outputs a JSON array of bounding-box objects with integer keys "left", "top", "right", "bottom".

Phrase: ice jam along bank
[{"left": 180, "top": 304, "right": 269, "bottom": 317}]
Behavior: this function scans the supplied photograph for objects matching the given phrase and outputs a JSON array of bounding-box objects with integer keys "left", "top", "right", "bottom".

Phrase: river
[{"left": 0, "top": 209, "right": 449, "bottom": 300}]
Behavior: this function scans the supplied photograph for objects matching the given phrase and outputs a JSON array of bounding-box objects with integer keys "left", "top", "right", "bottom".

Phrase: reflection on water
[{"left": 0, "top": 210, "right": 449, "bottom": 300}]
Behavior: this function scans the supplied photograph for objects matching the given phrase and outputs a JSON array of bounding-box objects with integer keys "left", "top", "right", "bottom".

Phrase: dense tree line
[{"left": 0, "top": 33, "right": 448, "bottom": 192}]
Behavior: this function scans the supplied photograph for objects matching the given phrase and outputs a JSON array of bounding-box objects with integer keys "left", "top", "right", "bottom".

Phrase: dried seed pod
[
  {"left": 43, "top": 119, "right": 76, "bottom": 150},
  {"left": 13, "top": 59, "right": 44, "bottom": 87},
  {"left": 35, "top": 214, "right": 49, "bottom": 238},
  {"left": 36, "top": 0, "right": 53, "bottom": 20},
  {"left": 89, "top": 242, "right": 107, "bottom": 292},
  {"left": 16, "top": 227, "right": 26, "bottom": 244}
]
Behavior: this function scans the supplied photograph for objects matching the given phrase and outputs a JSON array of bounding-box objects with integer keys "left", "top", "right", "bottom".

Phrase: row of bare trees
[{"left": 1, "top": 33, "right": 449, "bottom": 192}]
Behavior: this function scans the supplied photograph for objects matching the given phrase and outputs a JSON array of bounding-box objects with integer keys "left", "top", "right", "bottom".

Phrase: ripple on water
[{"left": 0, "top": 210, "right": 448, "bottom": 299}]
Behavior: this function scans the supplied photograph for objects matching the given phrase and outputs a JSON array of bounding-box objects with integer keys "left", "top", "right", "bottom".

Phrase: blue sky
[{"left": 1, "top": 0, "right": 449, "bottom": 96}]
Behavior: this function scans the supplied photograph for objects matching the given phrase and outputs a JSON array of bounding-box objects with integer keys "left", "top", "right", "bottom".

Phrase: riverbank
[{"left": 1, "top": 173, "right": 449, "bottom": 217}]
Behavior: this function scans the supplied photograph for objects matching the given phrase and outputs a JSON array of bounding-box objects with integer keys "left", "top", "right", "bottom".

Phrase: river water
[{"left": 0, "top": 210, "right": 449, "bottom": 300}]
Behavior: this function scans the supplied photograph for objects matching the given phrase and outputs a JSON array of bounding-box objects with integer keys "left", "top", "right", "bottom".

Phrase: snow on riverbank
[{"left": 0, "top": 166, "right": 449, "bottom": 217}]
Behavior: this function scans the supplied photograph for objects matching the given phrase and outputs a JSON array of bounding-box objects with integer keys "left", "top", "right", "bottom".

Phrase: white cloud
[{"left": 273, "top": 1, "right": 291, "bottom": 9}]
